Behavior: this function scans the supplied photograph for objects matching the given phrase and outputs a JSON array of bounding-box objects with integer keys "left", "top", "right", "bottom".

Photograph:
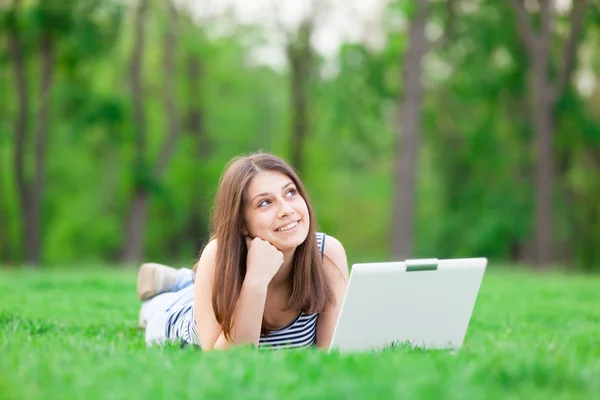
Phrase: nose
[{"left": 277, "top": 200, "right": 295, "bottom": 218}]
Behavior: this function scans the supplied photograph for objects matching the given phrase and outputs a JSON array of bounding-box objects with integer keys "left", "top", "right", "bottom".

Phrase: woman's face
[{"left": 243, "top": 170, "right": 310, "bottom": 252}]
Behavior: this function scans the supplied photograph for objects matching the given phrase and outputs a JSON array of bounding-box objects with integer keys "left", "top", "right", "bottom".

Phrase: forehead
[{"left": 246, "top": 171, "right": 293, "bottom": 197}]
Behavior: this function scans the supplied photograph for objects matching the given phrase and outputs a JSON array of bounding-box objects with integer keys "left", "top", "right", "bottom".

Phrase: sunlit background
[{"left": 1, "top": 0, "right": 599, "bottom": 271}]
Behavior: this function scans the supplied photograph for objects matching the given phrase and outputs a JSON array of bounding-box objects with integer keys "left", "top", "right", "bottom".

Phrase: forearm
[{"left": 212, "top": 279, "right": 268, "bottom": 349}]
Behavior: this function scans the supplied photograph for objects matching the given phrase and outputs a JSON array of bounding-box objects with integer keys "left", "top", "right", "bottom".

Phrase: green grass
[{"left": 1, "top": 267, "right": 599, "bottom": 399}]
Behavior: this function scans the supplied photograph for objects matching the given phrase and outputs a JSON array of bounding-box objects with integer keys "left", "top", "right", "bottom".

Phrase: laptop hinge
[{"left": 405, "top": 258, "right": 438, "bottom": 271}]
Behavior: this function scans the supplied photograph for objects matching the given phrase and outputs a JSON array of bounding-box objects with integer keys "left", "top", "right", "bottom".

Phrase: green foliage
[
  {"left": 1, "top": 268, "right": 599, "bottom": 398},
  {"left": 0, "top": 0, "right": 599, "bottom": 268}
]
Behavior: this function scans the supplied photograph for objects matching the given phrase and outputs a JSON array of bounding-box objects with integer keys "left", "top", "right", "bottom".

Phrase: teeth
[{"left": 277, "top": 221, "right": 298, "bottom": 232}]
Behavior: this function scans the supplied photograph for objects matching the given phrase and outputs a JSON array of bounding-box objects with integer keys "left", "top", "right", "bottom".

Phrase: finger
[{"left": 267, "top": 241, "right": 283, "bottom": 253}]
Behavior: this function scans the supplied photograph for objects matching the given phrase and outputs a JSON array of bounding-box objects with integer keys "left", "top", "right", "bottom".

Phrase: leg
[
  {"left": 172, "top": 268, "right": 195, "bottom": 291},
  {"left": 139, "top": 291, "right": 179, "bottom": 328},
  {"left": 140, "top": 285, "right": 194, "bottom": 345},
  {"left": 137, "top": 263, "right": 194, "bottom": 300}
]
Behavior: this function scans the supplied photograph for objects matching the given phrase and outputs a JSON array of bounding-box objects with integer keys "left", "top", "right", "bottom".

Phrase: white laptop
[{"left": 329, "top": 258, "right": 487, "bottom": 353}]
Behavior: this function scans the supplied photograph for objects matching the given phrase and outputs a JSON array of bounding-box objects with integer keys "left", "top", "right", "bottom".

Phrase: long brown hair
[{"left": 206, "top": 152, "right": 334, "bottom": 339}]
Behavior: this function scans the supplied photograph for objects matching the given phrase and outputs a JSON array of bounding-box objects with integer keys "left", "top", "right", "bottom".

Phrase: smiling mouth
[{"left": 275, "top": 220, "right": 300, "bottom": 232}]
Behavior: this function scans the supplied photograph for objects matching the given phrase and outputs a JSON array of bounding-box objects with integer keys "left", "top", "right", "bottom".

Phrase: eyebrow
[{"left": 250, "top": 182, "right": 295, "bottom": 204}]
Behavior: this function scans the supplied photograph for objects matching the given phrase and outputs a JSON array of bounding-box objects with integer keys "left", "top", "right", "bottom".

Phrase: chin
[{"left": 272, "top": 228, "right": 309, "bottom": 251}]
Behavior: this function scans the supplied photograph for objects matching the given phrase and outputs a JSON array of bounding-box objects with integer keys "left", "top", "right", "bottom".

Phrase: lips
[{"left": 275, "top": 220, "right": 301, "bottom": 232}]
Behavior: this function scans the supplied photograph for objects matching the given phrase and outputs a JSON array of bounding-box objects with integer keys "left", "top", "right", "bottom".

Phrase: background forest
[{"left": 1, "top": 0, "right": 600, "bottom": 271}]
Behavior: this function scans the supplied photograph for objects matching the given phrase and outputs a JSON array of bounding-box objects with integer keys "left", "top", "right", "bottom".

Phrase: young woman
[{"left": 137, "top": 152, "right": 349, "bottom": 350}]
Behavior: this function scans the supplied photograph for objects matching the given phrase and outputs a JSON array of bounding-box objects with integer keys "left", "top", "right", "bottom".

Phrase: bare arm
[
  {"left": 211, "top": 279, "right": 268, "bottom": 349},
  {"left": 193, "top": 238, "right": 282, "bottom": 350},
  {"left": 193, "top": 240, "right": 269, "bottom": 350},
  {"left": 316, "top": 235, "right": 349, "bottom": 349}
]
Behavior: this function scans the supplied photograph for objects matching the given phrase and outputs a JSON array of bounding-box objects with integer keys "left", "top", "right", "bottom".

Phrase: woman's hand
[{"left": 244, "top": 236, "right": 284, "bottom": 288}]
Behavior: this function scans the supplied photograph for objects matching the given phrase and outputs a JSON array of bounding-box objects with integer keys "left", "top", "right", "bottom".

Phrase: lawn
[{"left": 1, "top": 266, "right": 599, "bottom": 399}]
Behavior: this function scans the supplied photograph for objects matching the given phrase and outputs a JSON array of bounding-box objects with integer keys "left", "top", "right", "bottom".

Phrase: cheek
[
  {"left": 248, "top": 211, "right": 275, "bottom": 231},
  {"left": 295, "top": 198, "right": 309, "bottom": 217}
]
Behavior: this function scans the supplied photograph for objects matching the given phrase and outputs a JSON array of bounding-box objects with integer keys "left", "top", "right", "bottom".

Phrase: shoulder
[
  {"left": 321, "top": 234, "right": 349, "bottom": 281},
  {"left": 322, "top": 234, "right": 344, "bottom": 260},
  {"left": 193, "top": 239, "right": 218, "bottom": 274},
  {"left": 203, "top": 239, "right": 218, "bottom": 256}
]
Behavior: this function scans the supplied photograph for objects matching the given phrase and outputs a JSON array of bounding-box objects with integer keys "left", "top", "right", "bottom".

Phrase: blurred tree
[
  {"left": 508, "top": 0, "right": 591, "bottom": 267},
  {"left": 181, "top": 16, "right": 210, "bottom": 256},
  {"left": 421, "top": 1, "right": 539, "bottom": 262},
  {"left": 1, "top": 0, "right": 599, "bottom": 270},
  {"left": 121, "top": 0, "right": 149, "bottom": 263},
  {"left": 391, "top": 0, "right": 428, "bottom": 260},
  {"left": 3, "top": 0, "right": 124, "bottom": 266},
  {"left": 6, "top": 0, "right": 58, "bottom": 266},
  {"left": 391, "top": 0, "right": 456, "bottom": 260},
  {"left": 286, "top": 18, "right": 314, "bottom": 176},
  {"left": 0, "top": 139, "right": 10, "bottom": 263},
  {"left": 272, "top": 0, "right": 327, "bottom": 176},
  {"left": 121, "top": 0, "right": 183, "bottom": 263}
]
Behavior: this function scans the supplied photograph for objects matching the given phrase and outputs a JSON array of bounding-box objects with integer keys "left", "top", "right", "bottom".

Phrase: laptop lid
[{"left": 329, "top": 258, "right": 487, "bottom": 353}]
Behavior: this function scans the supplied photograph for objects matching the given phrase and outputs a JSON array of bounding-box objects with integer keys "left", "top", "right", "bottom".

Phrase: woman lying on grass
[{"left": 137, "top": 152, "right": 349, "bottom": 350}]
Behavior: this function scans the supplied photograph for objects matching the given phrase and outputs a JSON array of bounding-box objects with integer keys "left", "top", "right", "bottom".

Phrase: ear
[{"left": 241, "top": 225, "right": 248, "bottom": 236}]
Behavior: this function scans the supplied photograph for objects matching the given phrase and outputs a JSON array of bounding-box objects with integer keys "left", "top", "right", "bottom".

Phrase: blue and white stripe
[
  {"left": 258, "top": 312, "right": 318, "bottom": 349},
  {"left": 166, "top": 232, "right": 326, "bottom": 349}
]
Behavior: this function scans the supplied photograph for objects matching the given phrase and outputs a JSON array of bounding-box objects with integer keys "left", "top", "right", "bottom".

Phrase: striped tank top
[{"left": 166, "top": 232, "right": 327, "bottom": 350}]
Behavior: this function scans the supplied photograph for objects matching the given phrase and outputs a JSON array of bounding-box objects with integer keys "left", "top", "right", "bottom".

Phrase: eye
[
  {"left": 258, "top": 199, "right": 271, "bottom": 208},
  {"left": 286, "top": 188, "right": 297, "bottom": 197}
]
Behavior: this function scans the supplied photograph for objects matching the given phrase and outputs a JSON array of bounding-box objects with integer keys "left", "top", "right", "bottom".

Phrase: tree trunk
[
  {"left": 6, "top": 4, "right": 29, "bottom": 265},
  {"left": 155, "top": 0, "right": 181, "bottom": 179},
  {"left": 391, "top": 0, "right": 428, "bottom": 260},
  {"left": 159, "top": 0, "right": 185, "bottom": 260},
  {"left": 531, "top": 49, "right": 554, "bottom": 267},
  {"left": 25, "top": 32, "right": 54, "bottom": 266},
  {"left": 583, "top": 149, "right": 600, "bottom": 270},
  {"left": 287, "top": 20, "right": 313, "bottom": 176},
  {"left": 0, "top": 158, "right": 8, "bottom": 263},
  {"left": 121, "top": 191, "right": 149, "bottom": 263},
  {"left": 509, "top": 0, "right": 590, "bottom": 268},
  {"left": 185, "top": 53, "right": 210, "bottom": 254},
  {"left": 121, "top": 0, "right": 149, "bottom": 263},
  {"left": 7, "top": 4, "right": 53, "bottom": 267},
  {"left": 121, "top": 0, "right": 185, "bottom": 263},
  {"left": 186, "top": 55, "right": 210, "bottom": 157}
]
